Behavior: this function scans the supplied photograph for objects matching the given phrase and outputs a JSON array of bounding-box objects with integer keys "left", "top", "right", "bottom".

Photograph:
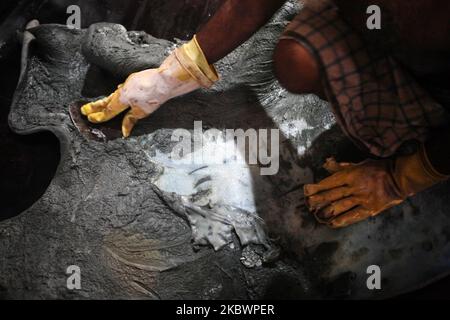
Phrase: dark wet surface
[
  {"left": 69, "top": 101, "right": 123, "bottom": 142},
  {"left": 0, "top": 40, "right": 60, "bottom": 221}
]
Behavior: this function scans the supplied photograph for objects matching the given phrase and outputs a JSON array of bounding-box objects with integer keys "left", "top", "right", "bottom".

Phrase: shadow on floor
[{"left": 0, "top": 43, "right": 60, "bottom": 221}]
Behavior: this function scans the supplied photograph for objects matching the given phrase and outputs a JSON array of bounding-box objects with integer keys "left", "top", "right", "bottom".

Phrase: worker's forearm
[
  {"left": 426, "top": 127, "right": 450, "bottom": 175},
  {"left": 196, "top": 0, "right": 286, "bottom": 63}
]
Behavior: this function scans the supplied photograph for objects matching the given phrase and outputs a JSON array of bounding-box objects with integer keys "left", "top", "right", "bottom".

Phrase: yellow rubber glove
[
  {"left": 304, "top": 144, "right": 449, "bottom": 228},
  {"left": 81, "top": 35, "right": 219, "bottom": 137}
]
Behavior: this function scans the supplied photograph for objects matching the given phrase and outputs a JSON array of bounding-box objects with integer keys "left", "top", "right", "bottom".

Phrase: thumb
[{"left": 121, "top": 107, "right": 148, "bottom": 138}]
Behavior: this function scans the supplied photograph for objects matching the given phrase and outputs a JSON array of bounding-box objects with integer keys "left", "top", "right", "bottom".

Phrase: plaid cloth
[{"left": 281, "top": 0, "right": 449, "bottom": 157}]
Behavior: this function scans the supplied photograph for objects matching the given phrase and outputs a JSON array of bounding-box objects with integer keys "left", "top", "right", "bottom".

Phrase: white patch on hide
[
  {"left": 279, "top": 119, "right": 312, "bottom": 139},
  {"left": 146, "top": 134, "right": 269, "bottom": 251}
]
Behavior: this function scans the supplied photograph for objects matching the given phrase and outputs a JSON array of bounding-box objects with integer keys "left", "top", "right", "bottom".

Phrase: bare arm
[{"left": 196, "top": 0, "right": 287, "bottom": 63}]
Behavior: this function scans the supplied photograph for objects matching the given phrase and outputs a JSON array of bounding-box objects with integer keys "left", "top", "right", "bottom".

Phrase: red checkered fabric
[{"left": 281, "top": 0, "right": 449, "bottom": 157}]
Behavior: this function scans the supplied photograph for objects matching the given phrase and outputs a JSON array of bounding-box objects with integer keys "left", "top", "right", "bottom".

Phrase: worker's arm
[
  {"left": 81, "top": 0, "right": 286, "bottom": 137},
  {"left": 197, "top": 0, "right": 287, "bottom": 63}
]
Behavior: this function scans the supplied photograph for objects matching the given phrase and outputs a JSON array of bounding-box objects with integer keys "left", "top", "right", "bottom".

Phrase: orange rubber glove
[
  {"left": 304, "top": 144, "right": 449, "bottom": 228},
  {"left": 81, "top": 35, "right": 218, "bottom": 137}
]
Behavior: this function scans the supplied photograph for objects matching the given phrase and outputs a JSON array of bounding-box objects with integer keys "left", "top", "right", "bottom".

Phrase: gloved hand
[
  {"left": 304, "top": 145, "right": 449, "bottom": 228},
  {"left": 81, "top": 35, "right": 219, "bottom": 137}
]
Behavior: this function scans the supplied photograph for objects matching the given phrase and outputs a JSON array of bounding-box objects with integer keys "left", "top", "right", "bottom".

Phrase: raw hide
[{"left": 2, "top": 1, "right": 450, "bottom": 299}]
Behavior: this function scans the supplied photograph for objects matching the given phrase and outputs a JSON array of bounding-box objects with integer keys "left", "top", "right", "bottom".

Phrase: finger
[
  {"left": 317, "top": 196, "right": 357, "bottom": 219},
  {"left": 323, "top": 157, "right": 354, "bottom": 174},
  {"left": 329, "top": 207, "right": 372, "bottom": 228},
  {"left": 306, "top": 186, "right": 353, "bottom": 210},
  {"left": 80, "top": 94, "right": 112, "bottom": 116},
  {"left": 121, "top": 110, "right": 138, "bottom": 138},
  {"left": 122, "top": 107, "right": 147, "bottom": 138},
  {"left": 304, "top": 172, "right": 347, "bottom": 196},
  {"left": 87, "top": 91, "right": 129, "bottom": 123},
  {"left": 312, "top": 210, "right": 333, "bottom": 225}
]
